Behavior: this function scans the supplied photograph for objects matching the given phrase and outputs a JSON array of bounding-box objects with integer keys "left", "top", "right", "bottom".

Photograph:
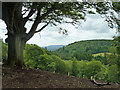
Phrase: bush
[
  {"left": 24, "top": 44, "right": 46, "bottom": 67},
  {"left": 64, "top": 60, "right": 73, "bottom": 75},
  {"left": 2, "top": 42, "right": 8, "bottom": 63},
  {"left": 108, "top": 64, "right": 119, "bottom": 83},
  {"left": 37, "top": 55, "right": 56, "bottom": 71},
  {"left": 72, "top": 57, "right": 79, "bottom": 76},
  {"left": 86, "top": 60, "right": 102, "bottom": 79},
  {"left": 77, "top": 60, "right": 88, "bottom": 78},
  {"left": 96, "top": 65, "right": 109, "bottom": 81}
]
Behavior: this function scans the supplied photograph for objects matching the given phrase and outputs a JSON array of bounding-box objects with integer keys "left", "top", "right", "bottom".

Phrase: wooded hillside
[{"left": 54, "top": 39, "right": 113, "bottom": 60}]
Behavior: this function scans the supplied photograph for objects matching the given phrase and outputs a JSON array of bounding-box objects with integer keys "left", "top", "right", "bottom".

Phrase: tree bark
[
  {"left": 7, "top": 34, "right": 26, "bottom": 67},
  {"left": 2, "top": 2, "right": 27, "bottom": 67}
]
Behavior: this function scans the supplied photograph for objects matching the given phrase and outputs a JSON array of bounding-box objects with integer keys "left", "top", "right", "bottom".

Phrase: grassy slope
[{"left": 92, "top": 53, "right": 111, "bottom": 57}]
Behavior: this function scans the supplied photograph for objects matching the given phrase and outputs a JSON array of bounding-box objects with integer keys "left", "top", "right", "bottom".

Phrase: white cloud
[
  {"left": 0, "top": 19, "right": 7, "bottom": 40},
  {"left": 0, "top": 13, "right": 116, "bottom": 47}
]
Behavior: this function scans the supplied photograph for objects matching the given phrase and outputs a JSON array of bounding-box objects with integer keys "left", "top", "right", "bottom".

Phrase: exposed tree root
[{"left": 90, "top": 79, "right": 111, "bottom": 86}]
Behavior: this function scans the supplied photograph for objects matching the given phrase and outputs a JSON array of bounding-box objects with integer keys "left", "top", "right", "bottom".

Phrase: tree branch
[
  {"left": 25, "top": 9, "right": 41, "bottom": 41},
  {"left": 22, "top": 9, "right": 29, "bottom": 16},
  {"left": 35, "top": 22, "right": 49, "bottom": 33},
  {"left": 39, "top": 2, "right": 58, "bottom": 21},
  {"left": 90, "top": 79, "right": 111, "bottom": 86},
  {"left": 25, "top": 2, "right": 58, "bottom": 41},
  {"left": 23, "top": 9, "right": 36, "bottom": 24},
  {"left": 23, "top": 2, "right": 48, "bottom": 24}
]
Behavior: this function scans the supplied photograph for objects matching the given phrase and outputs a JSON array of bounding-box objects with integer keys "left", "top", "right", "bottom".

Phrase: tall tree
[{"left": 2, "top": 2, "right": 92, "bottom": 67}]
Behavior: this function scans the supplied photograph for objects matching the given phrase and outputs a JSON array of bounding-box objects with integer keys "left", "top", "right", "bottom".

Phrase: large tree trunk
[
  {"left": 7, "top": 34, "right": 26, "bottom": 67},
  {"left": 2, "top": 2, "right": 27, "bottom": 67},
  {"left": 2, "top": 2, "right": 44, "bottom": 67}
]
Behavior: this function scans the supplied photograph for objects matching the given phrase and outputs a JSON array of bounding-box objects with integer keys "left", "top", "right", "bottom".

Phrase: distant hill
[
  {"left": 43, "top": 45, "right": 65, "bottom": 51},
  {"left": 54, "top": 39, "right": 114, "bottom": 60}
]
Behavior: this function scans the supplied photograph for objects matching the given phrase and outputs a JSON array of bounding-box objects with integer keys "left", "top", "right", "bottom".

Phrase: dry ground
[{"left": 2, "top": 64, "right": 120, "bottom": 88}]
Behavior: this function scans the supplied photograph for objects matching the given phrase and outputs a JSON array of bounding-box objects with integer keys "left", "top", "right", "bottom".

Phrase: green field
[{"left": 92, "top": 53, "right": 111, "bottom": 57}]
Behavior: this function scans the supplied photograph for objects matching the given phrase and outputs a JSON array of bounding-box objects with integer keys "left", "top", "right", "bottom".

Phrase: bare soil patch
[{"left": 2, "top": 64, "right": 119, "bottom": 88}]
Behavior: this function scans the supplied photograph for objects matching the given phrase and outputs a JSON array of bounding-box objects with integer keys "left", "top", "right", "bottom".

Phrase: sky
[{"left": 0, "top": 13, "right": 116, "bottom": 47}]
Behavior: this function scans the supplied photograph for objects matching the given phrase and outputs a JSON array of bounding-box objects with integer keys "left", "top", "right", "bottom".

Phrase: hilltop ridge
[{"left": 54, "top": 39, "right": 113, "bottom": 60}]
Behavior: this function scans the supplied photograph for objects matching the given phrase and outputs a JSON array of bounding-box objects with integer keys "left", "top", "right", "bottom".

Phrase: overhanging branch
[
  {"left": 25, "top": 9, "right": 41, "bottom": 41},
  {"left": 38, "top": 2, "right": 58, "bottom": 21},
  {"left": 35, "top": 22, "right": 49, "bottom": 33},
  {"left": 22, "top": 9, "right": 29, "bottom": 16},
  {"left": 25, "top": 2, "right": 58, "bottom": 41},
  {"left": 23, "top": 9, "right": 36, "bottom": 24}
]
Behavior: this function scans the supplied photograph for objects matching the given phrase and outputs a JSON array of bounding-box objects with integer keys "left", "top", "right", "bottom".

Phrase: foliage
[
  {"left": 107, "top": 64, "right": 119, "bottom": 83},
  {"left": 36, "top": 55, "right": 55, "bottom": 71},
  {"left": 86, "top": 60, "right": 102, "bottom": 79},
  {"left": 64, "top": 60, "right": 73, "bottom": 76},
  {"left": 55, "top": 39, "right": 113, "bottom": 60},
  {"left": 77, "top": 60, "right": 88, "bottom": 78},
  {"left": 24, "top": 44, "right": 47, "bottom": 67},
  {"left": 93, "top": 53, "right": 108, "bottom": 65},
  {"left": 24, "top": 44, "right": 67, "bottom": 73},
  {"left": 106, "top": 54, "right": 118, "bottom": 66},
  {"left": 96, "top": 65, "right": 109, "bottom": 81},
  {"left": 73, "top": 52, "right": 93, "bottom": 61},
  {"left": 72, "top": 57, "right": 79, "bottom": 76}
]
